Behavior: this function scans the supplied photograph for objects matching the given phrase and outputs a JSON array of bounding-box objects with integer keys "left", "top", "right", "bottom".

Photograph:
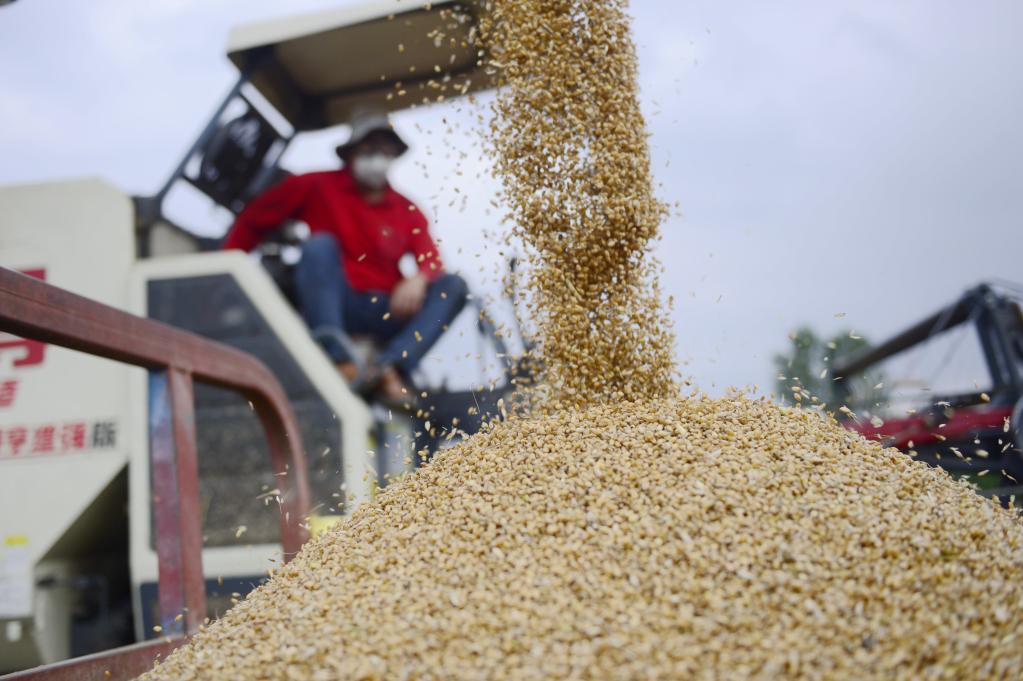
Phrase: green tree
[{"left": 773, "top": 326, "right": 886, "bottom": 414}]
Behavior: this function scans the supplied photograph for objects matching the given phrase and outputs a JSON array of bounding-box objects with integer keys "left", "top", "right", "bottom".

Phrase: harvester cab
[
  {"left": 133, "top": 0, "right": 516, "bottom": 456},
  {"left": 0, "top": 0, "right": 511, "bottom": 673},
  {"left": 833, "top": 282, "right": 1023, "bottom": 501},
  {"left": 135, "top": 0, "right": 493, "bottom": 257}
]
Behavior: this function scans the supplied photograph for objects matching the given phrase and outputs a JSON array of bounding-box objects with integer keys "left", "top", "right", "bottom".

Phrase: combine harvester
[
  {"left": 835, "top": 283, "right": 1023, "bottom": 501},
  {"left": 0, "top": 1, "right": 506, "bottom": 677}
]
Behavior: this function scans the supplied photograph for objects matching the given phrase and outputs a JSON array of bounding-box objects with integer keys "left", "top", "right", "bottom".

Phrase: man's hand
[{"left": 389, "top": 273, "right": 428, "bottom": 319}]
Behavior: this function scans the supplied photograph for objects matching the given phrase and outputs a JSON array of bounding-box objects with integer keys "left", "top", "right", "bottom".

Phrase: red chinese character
[
  {"left": 0, "top": 380, "right": 18, "bottom": 408},
  {"left": 0, "top": 335, "right": 45, "bottom": 368},
  {"left": 7, "top": 427, "right": 28, "bottom": 455},
  {"left": 0, "top": 270, "right": 47, "bottom": 370},
  {"left": 60, "top": 422, "right": 87, "bottom": 451},
  {"left": 32, "top": 425, "right": 56, "bottom": 453}
]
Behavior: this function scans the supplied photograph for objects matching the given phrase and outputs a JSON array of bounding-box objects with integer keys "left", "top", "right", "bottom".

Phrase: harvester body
[{"left": 0, "top": 1, "right": 500, "bottom": 673}]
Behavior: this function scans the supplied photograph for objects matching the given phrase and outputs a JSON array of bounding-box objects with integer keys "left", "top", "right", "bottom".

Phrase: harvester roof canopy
[{"left": 226, "top": 0, "right": 492, "bottom": 132}]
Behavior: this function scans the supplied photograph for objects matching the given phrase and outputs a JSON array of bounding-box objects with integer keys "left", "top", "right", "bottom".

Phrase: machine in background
[
  {"left": 834, "top": 282, "right": 1023, "bottom": 502},
  {"left": 0, "top": 0, "right": 526, "bottom": 673}
]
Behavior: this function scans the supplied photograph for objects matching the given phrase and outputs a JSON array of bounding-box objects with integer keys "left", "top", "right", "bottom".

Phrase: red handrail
[
  {"left": 2, "top": 639, "right": 187, "bottom": 681},
  {"left": 0, "top": 267, "right": 311, "bottom": 680}
]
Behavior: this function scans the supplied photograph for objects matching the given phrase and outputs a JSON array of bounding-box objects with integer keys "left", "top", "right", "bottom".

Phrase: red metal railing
[
  {"left": 1, "top": 639, "right": 187, "bottom": 681},
  {"left": 0, "top": 267, "right": 311, "bottom": 680}
]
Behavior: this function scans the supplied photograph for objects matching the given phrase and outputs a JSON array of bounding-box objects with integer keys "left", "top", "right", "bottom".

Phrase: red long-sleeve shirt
[{"left": 223, "top": 168, "right": 443, "bottom": 293}]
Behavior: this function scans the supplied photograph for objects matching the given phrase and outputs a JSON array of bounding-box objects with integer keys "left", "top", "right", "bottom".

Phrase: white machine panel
[{"left": 0, "top": 178, "right": 136, "bottom": 665}]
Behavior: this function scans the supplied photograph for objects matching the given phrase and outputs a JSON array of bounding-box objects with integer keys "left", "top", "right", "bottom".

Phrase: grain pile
[
  {"left": 140, "top": 1, "right": 1023, "bottom": 679},
  {"left": 143, "top": 398, "right": 1023, "bottom": 680}
]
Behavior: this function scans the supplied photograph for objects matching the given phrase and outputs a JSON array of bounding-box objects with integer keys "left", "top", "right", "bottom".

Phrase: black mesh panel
[{"left": 148, "top": 274, "right": 345, "bottom": 547}]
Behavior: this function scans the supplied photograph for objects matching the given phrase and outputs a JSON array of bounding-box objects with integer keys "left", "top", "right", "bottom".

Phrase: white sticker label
[{"left": 0, "top": 536, "right": 32, "bottom": 618}]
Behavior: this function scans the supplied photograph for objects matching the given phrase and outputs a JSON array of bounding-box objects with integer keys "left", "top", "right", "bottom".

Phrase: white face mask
[{"left": 351, "top": 153, "right": 393, "bottom": 189}]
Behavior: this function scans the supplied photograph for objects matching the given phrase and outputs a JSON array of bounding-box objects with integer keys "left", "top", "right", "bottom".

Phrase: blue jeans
[{"left": 294, "top": 234, "right": 468, "bottom": 375}]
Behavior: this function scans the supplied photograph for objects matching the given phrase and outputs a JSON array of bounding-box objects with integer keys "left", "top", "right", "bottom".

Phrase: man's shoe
[
  {"left": 350, "top": 363, "right": 384, "bottom": 399},
  {"left": 336, "top": 361, "right": 360, "bottom": 384},
  {"left": 350, "top": 364, "right": 420, "bottom": 412},
  {"left": 376, "top": 367, "right": 420, "bottom": 412}
]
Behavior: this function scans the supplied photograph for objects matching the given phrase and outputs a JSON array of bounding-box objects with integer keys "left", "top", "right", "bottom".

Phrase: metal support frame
[
  {"left": 153, "top": 74, "right": 248, "bottom": 207},
  {"left": 148, "top": 370, "right": 206, "bottom": 636},
  {"left": 2, "top": 639, "right": 186, "bottom": 681},
  {"left": 0, "top": 267, "right": 311, "bottom": 680},
  {"left": 134, "top": 69, "right": 297, "bottom": 257},
  {"left": 977, "top": 288, "right": 1023, "bottom": 395},
  {"left": 132, "top": 75, "right": 250, "bottom": 258},
  {"left": 833, "top": 283, "right": 1023, "bottom": 404}
]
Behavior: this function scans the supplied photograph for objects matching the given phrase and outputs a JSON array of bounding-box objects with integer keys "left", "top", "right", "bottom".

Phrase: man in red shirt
[{"left": 223, "top": 111, "right": 467, "bottom": 407}]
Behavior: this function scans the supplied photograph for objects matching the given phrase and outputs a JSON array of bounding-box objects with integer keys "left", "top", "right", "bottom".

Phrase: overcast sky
[{"left": 2, "top": 0, "right": 1021, "bottom": 394}]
